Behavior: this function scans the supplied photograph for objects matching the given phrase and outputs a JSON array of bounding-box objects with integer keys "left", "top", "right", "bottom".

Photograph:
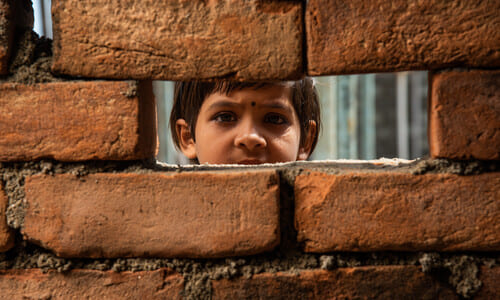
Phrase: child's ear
[
  {"left": 297, "top": 120, "right": 317, "bottom": 161},
  {"left": 175, "top": 119, "right": 197, "bottom": 159}
]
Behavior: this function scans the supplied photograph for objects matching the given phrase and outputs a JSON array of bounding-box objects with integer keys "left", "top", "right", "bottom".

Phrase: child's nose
[{"left": 234, "top": 124, "right": 267, "bottom": 151}]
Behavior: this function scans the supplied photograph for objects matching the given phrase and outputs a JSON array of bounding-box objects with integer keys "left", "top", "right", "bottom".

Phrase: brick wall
[{"left": 1, "top": 0, "right": 499, "bottom": 299}]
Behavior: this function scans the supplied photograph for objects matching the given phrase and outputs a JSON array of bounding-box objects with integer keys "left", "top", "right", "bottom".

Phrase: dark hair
[{"left": 169, "top": 78, "right": 321, "bottom": 156}]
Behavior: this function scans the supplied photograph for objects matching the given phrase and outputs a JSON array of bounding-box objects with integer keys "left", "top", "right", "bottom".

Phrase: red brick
[
  {"left": 0, "top": 81, "right": 157, "bottom": 161},
  {"left": 476, "top": 266, "right": 500, "bottom": 299},
  {"left": 429, "top": 70, "right": 500, "bottom": 160},
  {"left": 0, "top": 268, "right": 183, "bottom": 299},
  {"left": 51, "top": 0, "right": 303, "bottom": 81},
  {"left": 0, "top": 185, "right": 14, "bottom": 252},
  {"left": 306, "top": 0, "right": 500, "bottom": 75},
  {"left": 23, "top": 170, "right": 280, "bottom": 258},
  {"left": 295, "top": 172, "right": 500, "bottom": 252},
  {"left": 212, "top": 266, "right": 457, "bottom": 299}
]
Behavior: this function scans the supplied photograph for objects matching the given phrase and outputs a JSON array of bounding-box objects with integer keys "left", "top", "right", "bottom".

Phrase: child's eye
[
  {"left": 213, "top": 112, "right": 236, "bottom": 123},
  {"left": 264, "top": 113, "right": 288, "bottom": 125}
]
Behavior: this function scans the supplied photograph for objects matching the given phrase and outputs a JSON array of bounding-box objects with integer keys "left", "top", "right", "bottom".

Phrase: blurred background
[{"left": 34, "top": 0, "right": 429, "bottom": 164}]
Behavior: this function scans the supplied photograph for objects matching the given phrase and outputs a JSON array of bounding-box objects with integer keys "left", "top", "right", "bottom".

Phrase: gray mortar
[
  {"left": 1, "top": 29, "right": 62, "bottom": 84},
  {"left": 1, "top": 158, "right": 500, "bottom": 299},
  {"left": 121, "top": 81, "right": 139, "bottom": 98},
  {"left": 419, "top": 253, "right": 497, "bottom": 299},
  {"left": 157, "top": 158, "right": 500, "bottom": 176}
]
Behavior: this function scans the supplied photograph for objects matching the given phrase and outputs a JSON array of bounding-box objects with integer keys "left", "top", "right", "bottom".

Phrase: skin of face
[{"left": 176, "top": 85, "right": 316, "bottom": 164}]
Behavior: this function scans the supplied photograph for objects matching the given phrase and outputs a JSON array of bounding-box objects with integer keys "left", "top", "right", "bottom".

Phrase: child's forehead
[{"left": 211, "top": 81, "right": 292, "bottom": 95}]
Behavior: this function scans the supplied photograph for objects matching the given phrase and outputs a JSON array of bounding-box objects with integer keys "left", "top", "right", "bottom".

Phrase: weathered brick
[
  {"left": 295, "top": 172, "right": 500, "bottom": 252},
  {"left": 0, "top": 0, "right": 33, "bottom": 75},
  {"left": 429, "top": 70, "right": 500, "bottom": 160},
  {"left": 306, "top": 0, "right": 500, "bottom": 75},
  {"left": 23, "top": 170, "right": 280, "bottom": 258},
  {"left": 0, "top": 268, "right": 183, "bottom": 299},
  {"left": 0, "top": 185, "right": 14, "bottom": 252},
  {"left": 0, "top": 81, "right": 157, "bottom": 161},
  {"left": 212, "top": 266, "right": 457, "bottom": 299},
  {"left": 476, "top": 266, "right": 500, "bottom": 299},
  {"left": 51, "top": 0, "right": 303, "bottom": 81}
]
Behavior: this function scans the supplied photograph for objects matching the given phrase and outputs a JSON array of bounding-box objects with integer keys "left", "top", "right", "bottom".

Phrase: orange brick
[
  {"left": 0, "top": 185, "right": 14, "bottom": 252},
  {"left": 476, "top": 266, "right": 500, "bottom": 299},
  {"left": 295, "top": 172, "right": 500, "bottom": 252},
  {"left": 0, "top": 81, "right": 157, "bottom": 161},
  {"left": 307, "top": 0, "right": 500, "bottom": 75},
  {"left": 212, "top": 266, "right": 457, "bottom": 299},
  {"left": 51, "top": 0, "right": 303, "bottom": 81},
  {"left": 0, "top": 268, "right": 183, "bottom": 299},
  {"left": 429, "top": 70, "right": 500, "bottom": 160},
  {"left": 23, "top": 170, "right": 280, "bottom": 258}
]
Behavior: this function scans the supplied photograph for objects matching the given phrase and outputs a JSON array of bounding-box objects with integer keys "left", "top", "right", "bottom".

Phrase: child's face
[{"left": 176, "top": 85, "right": 314, "bottom": 164}]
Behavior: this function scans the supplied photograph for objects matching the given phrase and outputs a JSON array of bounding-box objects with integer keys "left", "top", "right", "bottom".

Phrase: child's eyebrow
[
  {"left": 206, "top": 101, "right": 239, "bottom": 111},
  {"left": 260, "top": 102, "right": 294, "bottom": 114},
  {"left": 207, "top": 99, "right": 294, "bottom": 114}
]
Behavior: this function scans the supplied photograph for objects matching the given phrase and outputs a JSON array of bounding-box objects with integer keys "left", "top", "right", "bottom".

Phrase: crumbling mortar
[
  {"left": 0, "top": 240, "right": 498, "bottom": 300},
  {"left": 418, "top": 252, "right": 497, "bottom": 299}
]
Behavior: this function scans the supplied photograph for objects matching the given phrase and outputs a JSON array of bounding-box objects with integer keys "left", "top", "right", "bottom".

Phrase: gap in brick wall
[
  {"left": 32, "top": 0, "right": 429, "bottom": 164},
  {"left": 154, "top": 72, "right": 429, "bottom": 164}
]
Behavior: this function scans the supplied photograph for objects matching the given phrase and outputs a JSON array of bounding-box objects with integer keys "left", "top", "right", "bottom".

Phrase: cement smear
[
  {"left": 419, "top": 253, "right": 496, "bottom": 298},
  {"left": 3, "top": 30, "right": 61, "bottom": 84},
  {"left": 408, "top": 159, "right": 499, "bottom": 175}
]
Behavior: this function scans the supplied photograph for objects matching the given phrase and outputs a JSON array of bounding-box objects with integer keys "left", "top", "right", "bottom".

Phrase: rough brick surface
[
  {"left": 295, "top": 172, "right": 500, "bottom": 252},
  {"left": 212, "top": 266, "right": 457, "bottom": 299},
  {"left": 52, "top": 0, "right": 303, "bottom": 81},
  {"left": 0, "top": 268, "right": 183, "bottom": 299},
  {"left": 306, "top": 0, "right": 500, "bottom": 75},
  {"left": 0, "top": 185, "right": 14, "bottom": 252},
  {"left": 429, "top": 70, "right": 500, "bottom": 160},
  {"left": 23, "top": 170, "right": 280, "bottom": 258},
  {"left": 476, "top": 266, "right": 500, "bottom": 299},
  {"left": 0, "top": 81, "right": 157, "bottom": 161}
]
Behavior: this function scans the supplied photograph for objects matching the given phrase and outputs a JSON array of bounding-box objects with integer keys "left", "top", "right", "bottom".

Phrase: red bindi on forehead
[{"left": 251, "top": 101, "right": 256, "bottom": 107}]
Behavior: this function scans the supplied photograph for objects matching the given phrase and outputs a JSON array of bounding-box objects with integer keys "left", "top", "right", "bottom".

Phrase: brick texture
[
  {"left": 306, "top": 0, "right": 500, "bottom": 75},
  {"left": 295, "top": 172, "right": 500, "bottom": 252},
  {"left": 476, "top": 266, "right": 500, "bottom": 299},
  {"left": 0, "top": 185, "right": 14, "bottom": 252},
  {"left": 0, "top": 268, "right": 183, "bottom": 299},
  {"left": 429, "top": 70, "right": 500, "bottom": 160},
  {"left": 23, "top": 170, "right": 280, "bottom": 258},
  {"left": 51, "top": 0, "right": 303, "bottom": 81},
  {"left": 212, "top": 266, "right": 457, "bottom": 299},
  {"left": 0, "top": 81, "right": 157, "bottom": 161}
]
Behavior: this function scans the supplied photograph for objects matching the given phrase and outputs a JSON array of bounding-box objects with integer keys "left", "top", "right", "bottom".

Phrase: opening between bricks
[{"left": 0, "top": 0, "right": 498, "bottom": 299}]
